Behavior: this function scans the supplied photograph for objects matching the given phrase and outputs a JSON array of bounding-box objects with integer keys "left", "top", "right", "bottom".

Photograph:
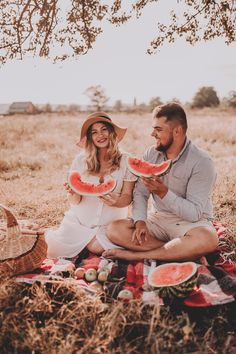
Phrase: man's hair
[{"left": 153, "top": 102, "right": 187, "bottom": 131}]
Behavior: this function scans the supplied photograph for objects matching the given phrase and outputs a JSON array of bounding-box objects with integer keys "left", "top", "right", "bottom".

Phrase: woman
[{"left": 45, "top": 112, "right": 137, "bottom": 258}]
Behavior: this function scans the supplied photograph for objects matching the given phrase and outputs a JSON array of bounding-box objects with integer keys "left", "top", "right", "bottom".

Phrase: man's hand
[
  {"left": 141, "top": 176, "right": 168, "bottom": 199},
  {"left": 132, "top": 220, "right": 149, "bottom": 245}
]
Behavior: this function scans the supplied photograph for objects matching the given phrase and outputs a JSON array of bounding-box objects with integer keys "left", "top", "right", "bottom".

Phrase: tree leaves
[{"left": 0, "top": 0, "right": 235, "bottom": 65}]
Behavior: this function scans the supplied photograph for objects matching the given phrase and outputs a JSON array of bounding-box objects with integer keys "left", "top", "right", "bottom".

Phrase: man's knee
[
  {"left": 205, "top": 228, "right": 219, "bottom": 252},
  {"left": 107, "top": 219, "right": 132, "bottom": 243},
  {"left": 187, "top": 226, "right": 218, "bottom": 253}
]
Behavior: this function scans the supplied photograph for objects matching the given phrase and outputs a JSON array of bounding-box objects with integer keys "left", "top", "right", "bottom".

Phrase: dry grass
[
  {"left": 1, "top": 279, "right": 235, "bottom": 354},
  {"left": 0, "top": 109, "right": 236, "bottom": 353}
]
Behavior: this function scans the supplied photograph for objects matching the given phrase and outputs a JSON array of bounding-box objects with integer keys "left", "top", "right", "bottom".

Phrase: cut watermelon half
[
  {"left": 127, "top": 156, "right": 172, "bottom": 178},
  {"left": 68, "top": 171, "right": 117, "bottom": 197},
  {"left": 148, "top": 262, "right": 198, "bottom": 299}
]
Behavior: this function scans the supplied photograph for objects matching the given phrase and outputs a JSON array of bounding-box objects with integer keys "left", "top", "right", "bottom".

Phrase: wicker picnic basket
[{"left": 0, "top": 204, "right": 47, "bottom": 278}]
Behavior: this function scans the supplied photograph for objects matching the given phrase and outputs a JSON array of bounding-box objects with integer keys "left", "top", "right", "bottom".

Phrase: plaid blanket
[{"left": 16, "top": 221, "right": 236, "bottom": 307}]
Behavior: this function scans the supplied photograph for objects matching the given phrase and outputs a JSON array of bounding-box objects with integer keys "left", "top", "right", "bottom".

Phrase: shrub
[
  {"left": 192, "top": 87, "right": 220, "bottom": 108},
  {"left": 149, "top": 97, "right": 163, "bottom": 111},
  {"left": 224, "top": 91, "right": 236, "bottom": 108}
]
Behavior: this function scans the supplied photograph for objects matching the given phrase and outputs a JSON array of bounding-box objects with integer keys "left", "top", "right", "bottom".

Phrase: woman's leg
[{"left": 86, "top": 237, "right": 105, "bottom": 255}]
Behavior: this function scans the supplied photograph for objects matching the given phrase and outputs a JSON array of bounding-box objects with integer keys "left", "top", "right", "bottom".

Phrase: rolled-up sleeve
[{"left": 161, "top": 157, "right": 217, "bottom": 222}]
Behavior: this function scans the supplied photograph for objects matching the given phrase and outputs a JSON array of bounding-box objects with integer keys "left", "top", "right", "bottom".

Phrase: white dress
[{"left": 45, "top": 152, "right": 137, "bottom": 258}]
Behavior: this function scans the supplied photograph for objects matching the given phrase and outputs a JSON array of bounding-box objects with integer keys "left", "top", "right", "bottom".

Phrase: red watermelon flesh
[
  {"left": 68, "top": 171, "right": 116, "bottom": 197},
  {"left": 148, "top": 262, "right": 197, "bottom": 286},
  {"left": 127, "top": 157, "right": 172, "bottom": 177},
  {"left": 147, "top": 262, "right": 198, "bottom": 299}
]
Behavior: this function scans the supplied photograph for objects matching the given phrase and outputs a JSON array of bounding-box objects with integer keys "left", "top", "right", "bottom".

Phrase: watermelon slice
[
  {"left": 148, "top": 262, "right": 198, "bottom": 299},
  {"left": 68, "top": 171, "right": 116, "bottom": 197},
  {"left": 127, "top": 156, "right": 172, "bottom": 178}
]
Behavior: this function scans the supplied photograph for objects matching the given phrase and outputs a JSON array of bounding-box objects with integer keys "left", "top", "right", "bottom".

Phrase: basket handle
[{"left": 0, "top": 204, "right": 19, "bottom": 228}]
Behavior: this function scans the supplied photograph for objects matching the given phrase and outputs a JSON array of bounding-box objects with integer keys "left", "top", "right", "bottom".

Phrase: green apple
[
  {"left": 117, "top": 289, "right": 134, "bottom": 300},
  {"left": 97, "top": 270, "right": 109, "bottom": 283},
  {"left": 89, "top": 281, "right": 103, "bottom": 292},
  {"left": 85, "top": 268, "right": 97, "bottom": 282}
]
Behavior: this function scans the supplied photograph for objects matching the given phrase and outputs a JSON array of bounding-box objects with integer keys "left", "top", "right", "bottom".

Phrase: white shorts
[{"left": 145, "top": 211, "right": 216, "bottom": 242}]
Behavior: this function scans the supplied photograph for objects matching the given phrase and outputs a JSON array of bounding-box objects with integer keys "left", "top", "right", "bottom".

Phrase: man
[{"left": 102, "top": 102, "right": 218, "bottom": 261}]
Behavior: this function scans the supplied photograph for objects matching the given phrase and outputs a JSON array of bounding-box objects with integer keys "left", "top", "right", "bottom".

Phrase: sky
[{"left": 0, "top": 2, "right": 235, "bottom": 106}]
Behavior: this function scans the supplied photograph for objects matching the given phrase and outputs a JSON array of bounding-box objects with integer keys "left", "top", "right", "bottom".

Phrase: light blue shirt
[{"left": 132, "top": 139, "right": 217, "bottom": 223}]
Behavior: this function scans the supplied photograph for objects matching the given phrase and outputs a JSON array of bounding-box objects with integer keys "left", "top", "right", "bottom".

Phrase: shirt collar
[
  {"left": 160, "top": 137, "right": 190, "bottom": 163},
  {"left": 172, "top": 137, "right": 190, "bottom": 163}
]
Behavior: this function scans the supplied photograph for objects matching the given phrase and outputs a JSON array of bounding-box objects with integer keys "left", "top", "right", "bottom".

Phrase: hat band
[{"left": 96, "top": 115, "right": 111, "bottom": 121}]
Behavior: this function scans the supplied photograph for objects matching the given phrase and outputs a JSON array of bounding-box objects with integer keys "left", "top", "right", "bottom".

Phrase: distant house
[
  {"left": 9, "top": 101, "right": 38, "bottom": 115},
  {"left": 0, "top": 104, "right": 11, "bottom": 116}
]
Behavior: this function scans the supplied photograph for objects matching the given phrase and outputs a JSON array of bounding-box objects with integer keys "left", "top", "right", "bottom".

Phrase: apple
[
  {"left": 84, "top": 268, "right": 97, "bottom": 282},
  {"left": 117, "top": 289, "right": 134, "bottom": 301},
  {"left": 74, "top": 267, "right": 85, "bottom": 279},
  {"left": 89, "top": 281, "right": 103, "bottom": 292},
  {"left": 97, "top": 270, "right": 109, "bottom": 283}
]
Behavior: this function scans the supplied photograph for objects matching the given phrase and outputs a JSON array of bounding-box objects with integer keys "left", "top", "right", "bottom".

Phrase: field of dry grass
[{"left": 0, "top": 109, "right": 236, "bottom": 353}]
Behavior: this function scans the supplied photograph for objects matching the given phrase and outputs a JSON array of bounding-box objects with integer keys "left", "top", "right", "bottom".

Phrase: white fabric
[{"left": 45, "top": 152, "right": 137, "bottom": 258}]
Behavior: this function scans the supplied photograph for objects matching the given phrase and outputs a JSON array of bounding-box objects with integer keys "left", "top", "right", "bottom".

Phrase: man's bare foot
[{"left": 102, "top": 249, "right": 144, "bottom": 261}]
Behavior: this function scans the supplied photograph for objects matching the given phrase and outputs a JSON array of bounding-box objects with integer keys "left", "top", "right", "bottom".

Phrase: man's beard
[{"left": 156, "top": 135, "right": 174, "bottom": 152}]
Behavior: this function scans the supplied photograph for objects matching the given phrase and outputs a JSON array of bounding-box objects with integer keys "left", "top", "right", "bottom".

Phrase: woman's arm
[{"left": 99, "top": 181, "right": 136, "bottom": 208}]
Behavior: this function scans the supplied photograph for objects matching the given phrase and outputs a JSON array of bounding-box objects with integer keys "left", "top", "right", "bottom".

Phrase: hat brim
[{"left": 77, "top": 116, "right": 127, "bottom": 148}]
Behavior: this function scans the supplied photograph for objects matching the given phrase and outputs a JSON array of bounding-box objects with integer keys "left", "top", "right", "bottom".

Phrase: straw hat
[
  {"left": 77, "top": 112, "right": 127, "bottom": 147},
  {"left": 0, "top": 204, "right": 47, "bottom": 278}
]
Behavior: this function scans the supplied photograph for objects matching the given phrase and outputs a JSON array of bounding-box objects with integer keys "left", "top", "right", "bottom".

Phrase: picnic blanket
[{"left": 15, "top": 221, "right": 236, "bottom": 307}]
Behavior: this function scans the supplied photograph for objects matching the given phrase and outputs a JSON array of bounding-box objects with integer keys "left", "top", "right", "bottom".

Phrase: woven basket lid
[{"left": 0, "top": 204, "right": 38, "bottom": 262}]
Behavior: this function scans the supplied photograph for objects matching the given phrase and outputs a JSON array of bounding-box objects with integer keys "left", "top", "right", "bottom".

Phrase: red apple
[{"left": 74, "top": 267, "right": 85, "bottom": 279}]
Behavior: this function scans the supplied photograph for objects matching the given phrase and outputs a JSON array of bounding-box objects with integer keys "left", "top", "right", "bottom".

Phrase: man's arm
[
  {"left": 161, "top": 157, "right": 216, "bottom": 222},
  {"left": 132, "top": 177, "right": 150, "bottom": 222}
]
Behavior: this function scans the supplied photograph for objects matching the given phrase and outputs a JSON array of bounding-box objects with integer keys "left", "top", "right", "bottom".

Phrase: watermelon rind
[
  {"left": 148, "top": 262, "right": 198, "bottom": 299},
  {"left": 68, "top": 171, "right": 117, "bottom": 197},
  {"left": 127, "top": 157, "right": 172, "bottom": 178}
]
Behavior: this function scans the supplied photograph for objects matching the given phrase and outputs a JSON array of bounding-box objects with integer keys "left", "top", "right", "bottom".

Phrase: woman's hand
[
  {"left": 132, "top": 220, "right": 149, "bottom": 245},
  {"left": 64, "top": 182, "right": 75, "bottom": 195},
  {"left": 99, "top": 192, "right": 121, "bottom": 206},
  {"left": 64, "top": 182, "right": 82, "bottom": 204}
]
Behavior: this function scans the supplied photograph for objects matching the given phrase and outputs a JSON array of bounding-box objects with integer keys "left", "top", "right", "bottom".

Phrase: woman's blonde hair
[{"left": 85, "top": 122, "right": 122, "bottom": 174}]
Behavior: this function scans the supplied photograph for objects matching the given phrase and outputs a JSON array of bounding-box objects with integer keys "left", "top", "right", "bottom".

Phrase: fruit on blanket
[
  {"left": 117, "top": 289, "right": 134, "bottom": 300},
  {"left": 74, "top": 267, "right": 85, "bottom": 279},
  {"left": 85, "top": 268, "right": 97, "bottom": 282},
  {"left": 148, "top": 262, "right": 198, "bottom": 299},
  {"left": 127, "top": 156, "right": 172, "bottom": 178},
  {"left": 98, "top": 270, "right": 109, "bottom": 283},
  {"left": 68, "top": 171, "right": 116, "bottom": 197},
  {"left": 89, "top": 281, "right": 103, "bottom": 292}
]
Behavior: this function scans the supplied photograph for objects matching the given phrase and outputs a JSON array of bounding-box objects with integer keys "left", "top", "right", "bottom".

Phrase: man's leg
[
  {"left": 105, "top": 219, "right": 165, "bottom": 251},
  {"left": 103, "top": 226, "right": 218, "bottom": 261}
]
